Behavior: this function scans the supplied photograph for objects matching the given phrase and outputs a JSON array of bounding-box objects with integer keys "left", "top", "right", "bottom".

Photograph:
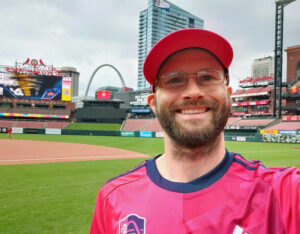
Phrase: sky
[{"left": 0, "top": 0, "right": 299, "bottom": 96}]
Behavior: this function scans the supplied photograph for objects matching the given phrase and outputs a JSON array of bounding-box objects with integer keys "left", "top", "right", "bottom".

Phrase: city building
[
  {"left": 285, "top": 45, "right": 300, "bottom": 82},
  {"left": 60, "top": 67, "right": 80, "bottom": 97},
  {"left": 283, "top": 45, "right": 300, "bottom": 115},
  {"left": 137, "top": 0, "right": 204, "bottom": 90},
  {"left": 251, "top": 56, "right": 274, "bottom": 79}
]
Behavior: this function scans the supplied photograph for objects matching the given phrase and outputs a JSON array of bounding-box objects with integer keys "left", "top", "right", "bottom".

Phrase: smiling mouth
[{"left": 176, "top": 107, "right": 209, "bottom": 114}]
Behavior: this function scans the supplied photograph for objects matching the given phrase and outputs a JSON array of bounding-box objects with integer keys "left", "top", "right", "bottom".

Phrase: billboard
[
  {"left": 96, "top": 90, "right": 111, "bottom": 100},
  {"left": 0, "top": 73, "right": 71, "bottom": 101}
]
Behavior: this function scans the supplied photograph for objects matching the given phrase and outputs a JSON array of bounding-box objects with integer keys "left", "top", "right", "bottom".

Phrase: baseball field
[{"left": 0, "top": 134, "right": 299, "bottom": 234}]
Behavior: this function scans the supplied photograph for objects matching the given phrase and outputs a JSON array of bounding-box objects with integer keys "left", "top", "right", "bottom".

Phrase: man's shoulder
[
  {"left": 99, "top": 160, "right": 148, "bottom": 199},
  {"left": 231, "top": 152, "right": 300, "bottom": 186}
]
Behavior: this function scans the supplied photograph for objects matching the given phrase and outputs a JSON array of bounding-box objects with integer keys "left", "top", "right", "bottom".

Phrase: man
[
  {"left": 90, "top": 29, "right": 300, "bottom": 233},
  {"left": 8, "top": 127, "right": 12, "bottom": 139}
]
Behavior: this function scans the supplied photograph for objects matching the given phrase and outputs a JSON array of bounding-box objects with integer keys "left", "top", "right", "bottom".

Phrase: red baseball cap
[{"left": 143, "top": 28, "right": 233, "bottom": 89}]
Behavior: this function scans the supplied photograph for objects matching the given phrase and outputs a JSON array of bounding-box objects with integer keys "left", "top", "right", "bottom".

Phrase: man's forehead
[{"left": 158, "top": 48, "right": 225, "bottom": 74}]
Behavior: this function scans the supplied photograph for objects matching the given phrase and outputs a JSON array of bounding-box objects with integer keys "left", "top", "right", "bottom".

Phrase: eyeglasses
[{"left": 156, "top": 69, "right": 227, "bottom": 91}]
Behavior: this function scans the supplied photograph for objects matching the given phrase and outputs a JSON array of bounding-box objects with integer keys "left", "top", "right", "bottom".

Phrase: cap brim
[{"left": 143, "top": 28, "right": 233, "bottom": 88}]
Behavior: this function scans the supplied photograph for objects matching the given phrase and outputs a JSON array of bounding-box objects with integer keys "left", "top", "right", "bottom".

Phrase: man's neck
[{"left": 156, "top": 133, "right": 226, "bottom": 183}]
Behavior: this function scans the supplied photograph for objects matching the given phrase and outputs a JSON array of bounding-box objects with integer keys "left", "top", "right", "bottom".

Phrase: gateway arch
[{"left": 84, "top": 64, "right": 126, "bottom": 96}]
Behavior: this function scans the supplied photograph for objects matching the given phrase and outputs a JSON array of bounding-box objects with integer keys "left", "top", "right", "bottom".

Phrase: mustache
[{"left": 170, "top": 100, "right": 219, "bottom": 111}]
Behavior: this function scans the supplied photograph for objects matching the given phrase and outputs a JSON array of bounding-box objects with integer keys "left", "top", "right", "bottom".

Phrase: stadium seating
[
  {"left": 15, "top": 121, "right": 45, "bottom": 128},
  {"left": 46, "top": 121, "right": 69, "bottom": 129},
  {"left": 0, "top": 120, "right": 15, "bottom": 127},
  {"left": 122, "top": 119, "right": 152, "bottom": 131},
  {"left": 231, "top": 118, "right": 276, "bottom": 127},
  {"left": 226, "top": 117, "right": 241, "bottom": 126},
  {"left": 259, "top": 85, "right": 273, "bottom": 93},
  {"left": 51, "top": 109, "right": 71, "bottom": 116},
  {"left": 232, "top": 89, "right": 245, "bottom": 96},
  {"left": 264, "top": 121, "right": 300, "bottom": 130},
  {"left": 143, "top": 118, "right": 163, "bottom": 132}
]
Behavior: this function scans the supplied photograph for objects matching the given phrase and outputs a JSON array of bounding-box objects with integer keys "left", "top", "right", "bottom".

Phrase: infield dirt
[{"left": 0, "top": 139, "right": 149, "bottom": 165}]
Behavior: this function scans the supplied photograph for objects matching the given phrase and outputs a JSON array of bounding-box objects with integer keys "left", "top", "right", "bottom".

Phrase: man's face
[{"left": 148, "top": 48, "right": 231, "bottom": 148}]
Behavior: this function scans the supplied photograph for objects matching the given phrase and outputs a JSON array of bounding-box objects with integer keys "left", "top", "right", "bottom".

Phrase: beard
[{"left": 155, "top": 96, "right": 230, "bottom": 149}]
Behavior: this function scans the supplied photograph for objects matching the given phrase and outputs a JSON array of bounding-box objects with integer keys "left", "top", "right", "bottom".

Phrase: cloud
[{"left": 0, "top": 0, "right": 299, "bottom": 94}]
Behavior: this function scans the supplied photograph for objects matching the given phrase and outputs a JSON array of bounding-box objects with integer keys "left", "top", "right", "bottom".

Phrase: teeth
[{"left": 181, "top": 109, "right": 206, "bottom": 114}]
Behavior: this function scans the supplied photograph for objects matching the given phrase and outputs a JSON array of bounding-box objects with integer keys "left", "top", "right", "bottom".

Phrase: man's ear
[
  {"left": 147, "top": 93, "right": 156, "bottom": 113},
  {"left": 227, "top": 86, "right": 232, "bottom": 96}
]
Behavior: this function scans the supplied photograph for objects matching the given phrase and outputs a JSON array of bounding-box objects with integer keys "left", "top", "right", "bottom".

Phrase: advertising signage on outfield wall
[
  {"left": 278, "top": 130, "right": 297, "bottom": 135},
  {"left": 121, "top": 131, "right": 135, "bottom": 137},
  {"left": 263, "top": 134, "right": 300, "bottom": 143},
  {"left": 0, "top": 73, "right": 71, "bottom": 101},
  {"left": 139, "top": 131, "right": 152, "bottom": 138}
]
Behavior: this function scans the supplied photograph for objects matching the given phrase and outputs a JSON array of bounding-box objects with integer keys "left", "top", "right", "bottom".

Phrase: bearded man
[{"left": 90, "top": 29, "right": 300, "bottom": 234}]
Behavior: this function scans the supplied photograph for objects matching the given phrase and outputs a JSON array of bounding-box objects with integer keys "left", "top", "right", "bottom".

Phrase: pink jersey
[{"left": 90, "top": 151, "right": 300, "bottom": 234}]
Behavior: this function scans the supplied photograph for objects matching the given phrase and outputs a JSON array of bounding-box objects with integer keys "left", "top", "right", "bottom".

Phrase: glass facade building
[
  {"left": 251, "top": 56, "right": 274, "bottom": 79},
  {"left": 137, "top": 0, "right": 204, "bottom": 90}
]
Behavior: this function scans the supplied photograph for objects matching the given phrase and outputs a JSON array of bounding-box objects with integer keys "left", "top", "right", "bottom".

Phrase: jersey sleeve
[
  {"left": 272, "top": 167, "right": 300, "bottom": 234},
  {"left": 90, "top": 190, "right": 106, "bottom": 234}
]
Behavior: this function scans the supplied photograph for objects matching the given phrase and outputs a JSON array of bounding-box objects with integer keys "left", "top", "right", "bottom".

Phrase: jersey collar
[{"left": 146, "top": 149, "right": 233, "bottom": 193}]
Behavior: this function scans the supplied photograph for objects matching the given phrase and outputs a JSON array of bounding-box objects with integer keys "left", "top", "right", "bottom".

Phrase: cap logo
[{"left": 119, "top": 214, "right": 146, "bottom": 234}]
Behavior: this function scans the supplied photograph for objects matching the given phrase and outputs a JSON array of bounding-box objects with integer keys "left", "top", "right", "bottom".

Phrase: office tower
[
  {"left": 251, "top": 56, "right": 274, "bottom": 79},
  {"left": 137, "top": 0, "right": 204, "bottom": 90},
  {"left": 60, "top": 66, "right": 80, "bottom": 97}
]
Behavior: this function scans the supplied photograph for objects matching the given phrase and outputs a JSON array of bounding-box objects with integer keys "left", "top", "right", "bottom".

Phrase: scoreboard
[{"left": 0, "top": 73, "right": 72, "bottom": 101}]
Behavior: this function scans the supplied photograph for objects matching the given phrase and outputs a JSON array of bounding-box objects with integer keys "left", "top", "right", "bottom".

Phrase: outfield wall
[{"left": 1, "top": 127, "right": 300, "bottom": 143}]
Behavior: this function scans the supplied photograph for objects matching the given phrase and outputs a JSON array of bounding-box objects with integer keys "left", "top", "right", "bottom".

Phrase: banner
[
  {"left": 263, "top": 134, "right": 300, "bottom": 143},
  {"left": 139, "top": 131, "right": 152, "bottom": 138},
  {"left": 61, "top": 77, "right": 72, "bottom": 101},
  {"left": 121, "top": 131, "right": 135, "bottom": 137},
  {"left": 12, "top": 127, "right": 23, "bottom": 134},
  {"left": 278, "top": 130, "right": 297, "bottom": 135},
  {"left": 45, "top": 128, "right": 61, "bottom": 135},
  {"left": 281, "top": 115, "right": 300, "bottom": 121},
  {"left": 0, "top": 127, "right": 7, "bottom": 133},
  {"left": 0, "top": 112, "right": 69, "bottom": 119},
  {"left": 96, "top": 90, "right": 111, "bottom": 100},
  {"left": 260, "top": 129, "right": 278, "bottom": 134},
  {"left": 0, "top": 73, "right": 3, "bottom": 96},
  {"left": 236, "top": 136, "right": 246, "bottom": 141},
  {"left": 231, "top": 100, "right": 269, "bottom": 107},
  {"left": 131, "top": 108, "right": 151, "bottom": 113},
  {"left": 155, "top": 132, "right": 164, "bottom": 138}
]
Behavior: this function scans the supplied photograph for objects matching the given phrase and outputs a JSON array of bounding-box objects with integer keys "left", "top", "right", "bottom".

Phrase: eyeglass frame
[{"left": 153, "top": 69, "right": 229, "bottom": 92}]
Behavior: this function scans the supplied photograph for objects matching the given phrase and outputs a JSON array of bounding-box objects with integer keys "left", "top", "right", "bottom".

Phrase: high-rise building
[
  {"left": 60, "top": 67, "right": 80, "bottom": 97},
  {"left": 251, "top": 56, "right": 274, "bottom": 79},
  {"left": 137, "top": 0, "right": 204, "bottom": 90}
]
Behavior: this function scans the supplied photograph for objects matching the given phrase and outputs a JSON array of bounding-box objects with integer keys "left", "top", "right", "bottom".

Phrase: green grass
[
  {"left": 65, "top": 123, "right": 122, "bottom": 131},
  {"left": 0, "top": 134, "right": 299, "bottom": 233},
  {"left": 0, "top": 159, "right": 144, "bottom": 234}
]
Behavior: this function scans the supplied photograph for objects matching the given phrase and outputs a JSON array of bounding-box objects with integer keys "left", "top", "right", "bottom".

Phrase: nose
[{"left": 182, "top": 76, "right": 205, "bottom": 100}]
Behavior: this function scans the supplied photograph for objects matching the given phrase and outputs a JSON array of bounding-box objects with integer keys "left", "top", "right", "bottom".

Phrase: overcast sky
[{"left": 0, "top": 0, "right": 299, "bottom": 95}]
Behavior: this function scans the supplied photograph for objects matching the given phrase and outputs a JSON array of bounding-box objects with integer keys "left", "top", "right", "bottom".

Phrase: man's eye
[
  {"left": 167, "top": 77, "right": 183, "bottom": 84},
  {"left": 199, "top": 75, "right": 214, "bottom": 81}
]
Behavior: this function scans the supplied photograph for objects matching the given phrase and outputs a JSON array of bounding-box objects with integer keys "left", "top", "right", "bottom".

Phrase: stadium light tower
[{"left": 273, "top": 0, "right": 296, "bottom": 118}]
